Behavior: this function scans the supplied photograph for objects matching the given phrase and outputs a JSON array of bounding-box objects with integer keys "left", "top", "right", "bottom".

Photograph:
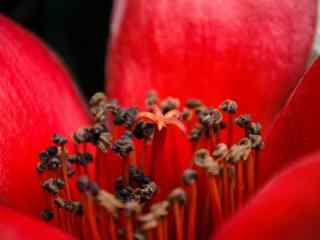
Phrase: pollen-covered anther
[
  {"left": 89, "top": 92, "right": 107, "bottom": 107},
  {"left": 138, "top": 213, "right": 159, "bottom": 231},
  {"left": 248, "top": 134, "right": 264, "bottom": 150},
  {"left": 168, "top": 188, "right": 187, "bottom": 205},
  {"left": 73, "top": 127, "right": 91, "bottom": 144},
  {"left": 212, "top": 143, "right": 228, "bottom": 161},
  {"left": 194, "top": 149, "right": 213, "bottom": 168},
  {"left": 226, "top": 138, "right": 252, "bottom": 163},
  {"left": 206, "top": 160, "right": 221, "bottom": 176},
  {"left": 219, "top": 99, "right": 238, "bottom": 114},
  {"left": 124, "top": 201, "right": 142, "bottom": 217},
  {"left": 198, "top": 108, "right": 223, "bottom": 128},
  {"left": 97, "top": 190, "right": 124, "bottom": 218},
  {"left": 150, "top": 201, "right": 170, "bottom": 218}
]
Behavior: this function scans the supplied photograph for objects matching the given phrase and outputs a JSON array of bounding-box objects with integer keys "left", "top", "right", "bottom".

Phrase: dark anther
[
  {"left": 88, "top": 181, "right": 100, "bottom": 197},
  {"left": 77, "top": 175, "right": 90, "bottom": 193},
  {"left": 52, "top": 134, "right": 67, "bottom": 146},
  {"left": 168, "top": 188, "right": 187, "bottom": 205},
  {"left": 41, "top": 209, "right": 53, "bottom": 222},
  {"left": 113, "top": 107, "right": 138, "bottom": 129},
  {"left": 212, "top": 143, "right": 228, "bottom": 159},
  {"left": 248, "top": 134, "right": 264, "bottom": 150},
  {"left": 36, "top": 161, "right": 47, "bottom": 174},
  {"left": 133, "top": 121, "right": 154, "bottom": 140},
  {"left": 189, "top": 126, "right": 203, "bottom": 142},
  {"left": 129, "top": 166, "right": 151, "bottom": 186},
  {"left": 235, "top": 114, "right": 252, "bottom": 128},
  {"left": 219, "top": 99, "right": 238, "bottom": 114},
  {"left": 78, "top": 153, "right": 93, "bottom": 166},
  {"left": 115, "top": 177, "right": 124, "bottom": 192},
  {"left": 54, "top": 197, "right": 66, "bottom": 208},
  {"left": 160, "top": 97, "right": 180, "bottom": 114},
  {"left": 68, "top": 154, "right": 79, "bottom": 164},
  {"left": 67, "top": 164, "right": 75, "bottom": 177},
  {"left": 186, "top": 99, "right": 203, "bottom": 109},
  {"left": 245, "top": 122, "right": 262, "bottom": 135},
  {"left": 39, "top": 151, "right": 50, "bottom": 162},
  {"left": 145, "top": 90, "right": 158, "bottom": 107},
  {"left": 182, "top": 169, "right": 198, "bottom": 186},
  {"left": 47, "top": 157, "right": 61, "bottom": 170},
  {"left": 182, "top": 108, "right": 191, "bottom": 120},
  {"left": 112, "top": 131, "right": 134, "bottom": 158},
  {"left": 55, "top": 178, "right": 65, "bottom": 189},
  {"left": 47, "top": 146, "right": 58, "bottom": 157}
]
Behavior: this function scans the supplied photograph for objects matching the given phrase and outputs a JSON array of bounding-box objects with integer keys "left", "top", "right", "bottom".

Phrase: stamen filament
[
  {"left": 246, "top": 154, "right": 255, "bottom": 195},
  {"left": 208, "top": 176, "right": 223, "bottom": 226},
  {"left": 236, "top": 161, "right": 245, "bottom": 207},
  {"left": 173, "top": 202, "right": 184, "bottom": 240},
  {"left": 187, "top": 183, "right": 197, "bottom": 240},
  {"left": 109, "top": 216, "right": 118, "bottom": 240},
  {"left": 222, "top": 164, "right": 230, "bottom": 216},
  {"left": 83, "top": 195, "right": 102, "bottom": 240},
  {"left": 125, "top": 216, "right": 134, "bottom": 240}
]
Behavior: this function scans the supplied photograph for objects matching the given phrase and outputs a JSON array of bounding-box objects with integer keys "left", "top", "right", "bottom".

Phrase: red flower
[{"left": 0, "top": 0, "right": 319, "bottom": 239}]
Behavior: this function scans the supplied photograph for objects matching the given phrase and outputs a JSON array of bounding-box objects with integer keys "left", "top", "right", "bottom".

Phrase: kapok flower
[{"left": 0, "top": 0, "right": 319, "bottom": 239}]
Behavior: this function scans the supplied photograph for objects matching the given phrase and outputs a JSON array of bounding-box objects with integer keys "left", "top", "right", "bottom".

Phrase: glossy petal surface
[
  {"left": 258, "top": 57, "right": 320, "bottom": 184},
  {"left": 216, "top": 151, "right": 320, "bottom": 240},
  {"left": 0, "top": 206, "right": 73, "bottom": 240},
  {"left": 106, "top": 0, "right": 316, "bottom": 131},
  {"left": 0, "top": 15, "right": 89, "bottom": 216}
]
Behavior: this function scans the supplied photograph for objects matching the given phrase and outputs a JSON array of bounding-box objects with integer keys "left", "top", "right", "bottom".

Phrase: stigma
[{"left": 36, "top": 91, "right": 263, "bottom": 240}]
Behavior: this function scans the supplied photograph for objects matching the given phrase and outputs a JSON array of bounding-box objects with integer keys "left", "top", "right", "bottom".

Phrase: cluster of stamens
[{"left": 36, "top": 91, "right": 263, "bottom": 240}]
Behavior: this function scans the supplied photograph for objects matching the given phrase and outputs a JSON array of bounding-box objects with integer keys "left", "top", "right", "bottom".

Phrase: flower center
[{"left": 36, "top": 91, "right": 263, "bottom": 240}]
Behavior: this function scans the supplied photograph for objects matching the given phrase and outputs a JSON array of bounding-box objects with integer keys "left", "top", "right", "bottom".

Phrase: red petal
[
  {"left": 0, "top": 205, "right": 73, "bottom": 240},
  {"left": 106, "top": 0, "right": 316, "bottom": 131},
  {"left": 215, "top": 151, "right": 320, "bottom": 240},
  {"left": 0, "top": 16, "right": 90, "bottom": 216},
  {"left": 258, "top": 57, "right": 320, "bottom": 184}
]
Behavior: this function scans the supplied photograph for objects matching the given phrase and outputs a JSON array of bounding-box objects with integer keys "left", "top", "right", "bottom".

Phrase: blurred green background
[{"left": 1, "top": 0, "right": 113, "bottom": 99}]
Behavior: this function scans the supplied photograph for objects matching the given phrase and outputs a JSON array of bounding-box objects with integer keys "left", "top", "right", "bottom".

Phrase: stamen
[
  {"left": 168, "top": 188, "right": 186, "bottom": 240},
  {"left": 182, "top": 169, "right": 198, "bottom": 240},
  {"left": 36, "top": 92, "right": 263, "bottom": 240}
]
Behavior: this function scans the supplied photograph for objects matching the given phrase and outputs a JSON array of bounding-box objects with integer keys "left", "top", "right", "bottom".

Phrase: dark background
[{"left": 1, "top": 0, "right": 114, "bottom": 99}]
